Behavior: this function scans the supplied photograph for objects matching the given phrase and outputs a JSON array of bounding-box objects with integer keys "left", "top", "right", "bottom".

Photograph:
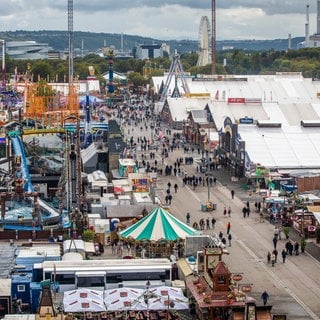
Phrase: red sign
[
  {"left": 232, "top": 274, "right": 243, "bottom": 281},
  {"left": 228, "top": 97, "right": 245, "bottom": 104},
  {"left": 241, "top": 285, "right": 252, "bottom": 292},
  {"left": 308, "top": 226, "right": 316, "bottom": 232},
  {"left": 210, "top": 141, "right": 218, "bottom": 150}
]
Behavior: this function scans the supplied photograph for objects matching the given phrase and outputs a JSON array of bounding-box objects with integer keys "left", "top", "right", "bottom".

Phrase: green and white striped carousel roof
[{"left": 119, "top": 207, "right": 197, "bottom": 241}]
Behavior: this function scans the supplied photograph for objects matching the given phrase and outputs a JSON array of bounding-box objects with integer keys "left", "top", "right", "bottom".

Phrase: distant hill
[{"left": 0, "top": 30, "right": 304, "bottom": 54}]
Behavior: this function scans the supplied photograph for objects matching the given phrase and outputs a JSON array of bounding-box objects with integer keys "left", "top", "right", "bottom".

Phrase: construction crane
[{"left": 159, "top": 54, "right": 190, "bottom": 102}]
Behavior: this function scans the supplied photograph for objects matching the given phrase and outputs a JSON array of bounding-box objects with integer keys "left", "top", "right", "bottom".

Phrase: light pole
[
  {"left": 144, "top": 278, "right": 151, "bottom": 320},
  {"left": 166, "top": 295, "right": 175, "bottom": 320}
]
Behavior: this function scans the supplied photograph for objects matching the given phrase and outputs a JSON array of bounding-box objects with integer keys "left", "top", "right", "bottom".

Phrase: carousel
[{"left": 118, "top": 207, "right": 198, "bottom": 259}]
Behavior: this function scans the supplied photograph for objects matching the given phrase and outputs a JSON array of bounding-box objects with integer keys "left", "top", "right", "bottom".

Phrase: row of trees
[{"left": 3, "top": 47, "right": 320, "bottom": 88}]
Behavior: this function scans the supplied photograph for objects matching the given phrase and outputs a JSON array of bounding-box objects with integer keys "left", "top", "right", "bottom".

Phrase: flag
[{"left": 215, "top": 90, "right": 219, "bottom": 100}]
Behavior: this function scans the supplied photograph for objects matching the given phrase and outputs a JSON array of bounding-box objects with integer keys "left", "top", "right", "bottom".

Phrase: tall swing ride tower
[{"left": 211, "top": 0, "right": 216, "bottom": 75}]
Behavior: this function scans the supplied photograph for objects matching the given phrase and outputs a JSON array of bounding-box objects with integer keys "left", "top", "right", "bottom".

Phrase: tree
[
  {"left": 127, "top": 71, "right": 148, "bottom": 87},
  {"left": 31, "top": 60, "right": 54, "bottom": 81},
  {"left": 82, "top": 229, "right": 95, "bottom": 242}
]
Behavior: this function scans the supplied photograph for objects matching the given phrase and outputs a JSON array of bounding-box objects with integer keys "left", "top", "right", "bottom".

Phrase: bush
[
  {"left": 82, "top": 230, "right": 95, "bottom": 242},
  {"left": 283, "top": 226, "right": 290, "bottom": 239}
]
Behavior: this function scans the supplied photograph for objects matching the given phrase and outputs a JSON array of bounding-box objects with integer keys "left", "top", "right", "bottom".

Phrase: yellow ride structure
[{"left": 24, "top": 82, "right": 79, "bottom": 125}]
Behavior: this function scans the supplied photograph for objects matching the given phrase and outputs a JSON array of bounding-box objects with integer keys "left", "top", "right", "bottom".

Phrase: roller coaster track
[{"left": 23, "top": 128, "right": 66, "bottom": 135}]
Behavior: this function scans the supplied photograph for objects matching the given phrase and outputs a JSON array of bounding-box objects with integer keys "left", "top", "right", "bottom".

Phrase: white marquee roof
[{"left": 154, "top": 73, "right": 320, "bottom": 170}]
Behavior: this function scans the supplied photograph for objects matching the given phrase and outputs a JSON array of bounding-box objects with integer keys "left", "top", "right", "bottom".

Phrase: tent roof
[
  {"left": 119, "top": 207, "right": 197, "bottom": 241},
  {"left": 104, "top": 286, "right": 188, "bottom": 311}
]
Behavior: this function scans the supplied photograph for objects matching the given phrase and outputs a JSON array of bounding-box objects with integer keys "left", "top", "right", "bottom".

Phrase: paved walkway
[{"left": 121, "top": 123, "right": 320, "bottom": 320}]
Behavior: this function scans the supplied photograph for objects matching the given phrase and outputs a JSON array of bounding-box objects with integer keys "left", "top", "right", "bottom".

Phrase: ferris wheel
[{"left": 197, "top": 16, "right": 211, "bottom": 67}]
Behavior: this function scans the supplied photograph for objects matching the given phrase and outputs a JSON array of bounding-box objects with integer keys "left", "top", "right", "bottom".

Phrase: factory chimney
[
  {"left": 288, "top": 34, "right": 292, "bottom": 50},
  {"left": 317, "top": 0, "right": 320, "bottom": 34},
  {"left": 305, "top": 4, "right": 310, "bottom": 45}
]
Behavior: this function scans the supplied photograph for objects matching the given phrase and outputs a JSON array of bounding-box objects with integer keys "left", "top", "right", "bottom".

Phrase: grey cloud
[
  {"left": 71, "top": 0, "right": 309, "bottom": 15},
  {"left": 2, "top": 0, "right": 310, "bottom": 17}
]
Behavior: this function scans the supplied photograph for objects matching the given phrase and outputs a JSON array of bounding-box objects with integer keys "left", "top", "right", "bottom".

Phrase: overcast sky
[{"left": 1, "top": 0, "right": 317, "bottom": 40}]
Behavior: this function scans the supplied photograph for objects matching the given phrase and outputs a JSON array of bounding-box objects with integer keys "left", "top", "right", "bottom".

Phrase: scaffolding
[{"left": 24, "top": 82, "right": 79, "bottom": 125}]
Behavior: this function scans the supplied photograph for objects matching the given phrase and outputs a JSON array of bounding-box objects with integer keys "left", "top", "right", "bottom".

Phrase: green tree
[
  {"left": 127, "top": 71, "right": 148, "bottom": 87},
  {"left": 82, "top": 229, "right": 95, "bottom": 242},
  {"left": 31, "top": 60, "right": 54, "bottom": 81}
]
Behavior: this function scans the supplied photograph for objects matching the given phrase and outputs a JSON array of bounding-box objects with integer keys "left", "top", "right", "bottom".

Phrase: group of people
[{"left": 268, "top": 226, "right": 301, "bottom": 266}]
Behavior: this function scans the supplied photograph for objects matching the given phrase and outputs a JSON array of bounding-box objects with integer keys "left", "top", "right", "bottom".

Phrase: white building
[
  {"left": 135, "top": 44, "right": 163, "bottom": 59},
  {"left": 6, "top": 41, "right": 49, "bottom": 60},
  {"left": 154, "top": 72, "right": 320, "bottom": 173}
]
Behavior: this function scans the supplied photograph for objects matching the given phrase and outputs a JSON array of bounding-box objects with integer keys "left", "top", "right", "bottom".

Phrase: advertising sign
[{"left": 228, "top": 97, "right": 245, "bottom": 104}]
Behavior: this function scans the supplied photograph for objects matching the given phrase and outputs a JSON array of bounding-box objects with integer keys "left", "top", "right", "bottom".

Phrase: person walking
[
  {"left": 206, "top": 218, "right": 210, "bottom": 230},
  {"left": 228, "top": 206, "right": 232, "bottom": 217},
  {"left": 267, "top": 251, "right": 271, "bottom": 264},
  {"left": 211, "top": 217, "right": 216, "bottom": 229},
  {"left": 286, "top": 240, "right": 293, "bottom": 256},
  {"left": 272, "top": 248, "right": 278, "bottom": 263},
  {"left": 272, "top": 236, "right": 278, "bottom": 249},
  {"left": 227, "top": 221, "right": 231, "bottom": 234},
  {"left": 242, "top": 206, "right": 247, "bottom": 218},
  {"left": 271, "top": 252, "right": 276, "bottom": 267},
  {"left": 228, "top": 233, "right": 232, "bottom": 246},
  {"left": 281, "top": 248, "right": 287, "bottom": 263},
  {"left": 168, "top": 194, "right": 172, "bottom": 205},
  {"left": 174, "top": 183, "right": 178, "bottom": 193},
  {"left": 231, "top": 189, "right": 235, "bottom": 199},
  {"left": 186, "top": 212, "right": 190, "bottom": 225},
  {"left": 261, "top": 291, "right": 269, "bottom": 306}
]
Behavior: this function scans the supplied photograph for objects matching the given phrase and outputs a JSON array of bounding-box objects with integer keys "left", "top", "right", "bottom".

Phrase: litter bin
[
  {"left": 201, "top": 204, "right": 207, "bottom": 212},
  {"left": 212, "top": 203, "right": 217, "bottom": 210}
]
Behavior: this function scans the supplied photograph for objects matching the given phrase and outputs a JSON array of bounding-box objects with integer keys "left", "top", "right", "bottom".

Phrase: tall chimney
[
  {"left": 318, "top": 1, "right": 320, "bottom": 34},
  {"left": 288, "top": 34, "right": 292, "bottom": 50},
  {"left": 305, "top": 4, "right": 310, "bottom": 44}
]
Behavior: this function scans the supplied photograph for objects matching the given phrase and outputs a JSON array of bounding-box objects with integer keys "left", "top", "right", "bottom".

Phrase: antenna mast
[
  {"left": 68, "top": 0, "right": 74, "bottom": 84},
  {"left": 211, "top": 0, "right": 216, "bottom": 75}
]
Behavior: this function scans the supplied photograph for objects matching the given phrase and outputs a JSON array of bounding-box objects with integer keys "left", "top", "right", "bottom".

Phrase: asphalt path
[{"left": 122, "top": 121, "right": 320, "bottom": 320}]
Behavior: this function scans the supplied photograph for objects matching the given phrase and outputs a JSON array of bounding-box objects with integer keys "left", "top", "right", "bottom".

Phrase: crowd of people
[{"left": 111, "top": 92, "right": 311, "bottom": 310}]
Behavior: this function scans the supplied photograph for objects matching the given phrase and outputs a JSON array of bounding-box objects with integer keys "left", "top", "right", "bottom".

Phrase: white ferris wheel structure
[{"left": 197, "top": 16, "right": 211, "bottom": 67}]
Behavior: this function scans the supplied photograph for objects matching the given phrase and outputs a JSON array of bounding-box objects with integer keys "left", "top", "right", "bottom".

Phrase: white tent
[
  {"left": 64, "top": 288, "right": 104, "bottom": 301},
  {"left": 104, "top": 286, "right": 188, "bottom": 311},
  {"left": 104, "top": 288, "right": 145, "bottom": 311},
  {"left": 64, "top": 298, "right": 106, "bottom": 313},
  {"left": 148, "top": 286, "right": 188, "bottom": 310},
  {"left": 63, "top": 288, "right": 106, "bottom": 313}
]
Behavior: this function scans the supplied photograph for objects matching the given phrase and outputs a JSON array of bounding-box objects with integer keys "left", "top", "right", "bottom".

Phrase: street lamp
[
  {"left": 166, "top": 295, "right": 175, "bottom": 320},
  {"left": 144, "top": 278, "right": 151, "bottom": 320}
]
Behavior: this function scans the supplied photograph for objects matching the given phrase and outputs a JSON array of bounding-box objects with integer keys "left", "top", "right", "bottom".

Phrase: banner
[{"left": 228, "top": 97, "right": 245, "bottom": 104}]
